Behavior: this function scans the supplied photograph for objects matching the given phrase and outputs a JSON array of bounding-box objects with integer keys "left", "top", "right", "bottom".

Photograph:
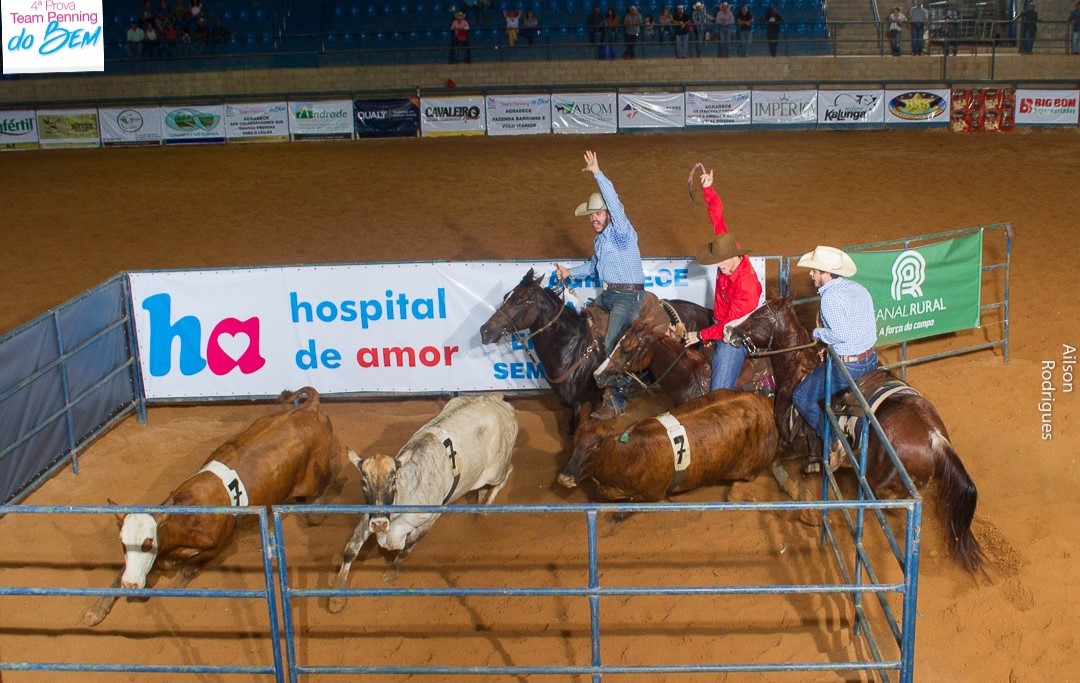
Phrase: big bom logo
[{"left": 142, "top": 293, "right": 266, "bottom": 377}]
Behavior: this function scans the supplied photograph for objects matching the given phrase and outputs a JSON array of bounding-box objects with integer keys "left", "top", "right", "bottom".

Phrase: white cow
[{"left": 328, "top": 392, "right": 518, "bottom": 613}]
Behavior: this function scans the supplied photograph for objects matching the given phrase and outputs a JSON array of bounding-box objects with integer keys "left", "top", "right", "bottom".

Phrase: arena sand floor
[{"left": 0, "top": 128, "right": 1077, "bottom": 681}]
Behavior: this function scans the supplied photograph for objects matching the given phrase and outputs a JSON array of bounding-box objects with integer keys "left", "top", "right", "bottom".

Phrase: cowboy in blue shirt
[
  {"left": 556, "top": 151, "right": 645, "bottom": 419},
  {"left": 792, "top": 245, "right": 878, "bottom": 472}
]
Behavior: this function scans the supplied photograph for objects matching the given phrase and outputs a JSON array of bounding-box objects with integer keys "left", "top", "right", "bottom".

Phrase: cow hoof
[
  {"left": 326, "top": 596, "right": 349, "bottom": 614},
  {"left": 382, "top": 568, "right": 400, "bottom": 583},
  {"left": 612, "top": 510, "right": 635, "bottom": 523},
  {"left": 557, "top": 473, "right": 578, "bottom": 489}
]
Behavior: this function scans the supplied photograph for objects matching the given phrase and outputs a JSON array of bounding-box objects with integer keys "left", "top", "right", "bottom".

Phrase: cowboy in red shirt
[{"left": 683, "top": 169, "right": 762, "bottom": 390}]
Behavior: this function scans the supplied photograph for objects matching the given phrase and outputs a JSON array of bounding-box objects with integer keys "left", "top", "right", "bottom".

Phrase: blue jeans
[
  {"left": 711, "top": 341, "right": 747, "bottom": 391},
  {"left": 910, "top": 22, "right": 924, "bottom": 54},
  {"left": 595, "top": 289, "right": 644, "bottom": 411},
  {"left": 717, "top": 26, "right": 732, "bottom": 56},
  {"left": 792, "top": 352, "right": 878, "bottom": 442},
  {"left": 737, "top": 28, "right": 751, "bottom": 56}
]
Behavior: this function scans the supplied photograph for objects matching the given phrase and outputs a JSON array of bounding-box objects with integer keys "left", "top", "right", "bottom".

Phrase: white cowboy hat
[
  {"left": 797, "top": 245, "right": 858, "bottom": 277},
  {"left": 574, "top": 192, "right": 607, "bottom": 216}
]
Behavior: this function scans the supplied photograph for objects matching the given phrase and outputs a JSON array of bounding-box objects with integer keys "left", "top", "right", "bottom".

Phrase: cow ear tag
[{"left": 619, "top": 431, "right": 630, "bottom": 443}]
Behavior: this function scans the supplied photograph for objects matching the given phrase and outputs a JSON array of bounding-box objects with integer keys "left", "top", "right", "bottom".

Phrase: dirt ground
[{"left": 1, "top": 129, "right": 1078, "bottom": 682}]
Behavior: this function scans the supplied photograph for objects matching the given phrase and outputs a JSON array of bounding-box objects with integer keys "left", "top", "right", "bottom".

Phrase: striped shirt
[
  {"left": 813, "top": 276, "right": 877, "bottom": 356},
  {"left": 569, "top": 172, "right": 645, "bottom": 286}
]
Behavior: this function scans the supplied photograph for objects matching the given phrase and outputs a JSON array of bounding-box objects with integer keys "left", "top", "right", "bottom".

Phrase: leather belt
[
  {"left": 603, "top": 282, "right": 645, "bottom": 291},
  {"left": 840, "top": 349, "right": 876, "bottom": 363}
]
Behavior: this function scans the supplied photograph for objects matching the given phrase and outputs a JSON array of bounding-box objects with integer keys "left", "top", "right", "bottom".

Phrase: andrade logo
[
  {"left": 165, "top": 108, "right": 220, "bottom": 132},
  {"left": 142, "top": 293, "right": 265, "bottom": 377},
  {"left": 889, "top": 92, "right": 947, "bottom": 121},
  {"left": 890, "top": 250, "right": 926, "bottom": 300}
]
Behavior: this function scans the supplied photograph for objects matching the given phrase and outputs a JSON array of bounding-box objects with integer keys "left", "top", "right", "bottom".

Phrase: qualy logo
[
  {"left": 890, "top": 250, "right": 926, "bottom": 300},
  {"left": 142, "top": 293, "right": 266, "bottom": 377}
]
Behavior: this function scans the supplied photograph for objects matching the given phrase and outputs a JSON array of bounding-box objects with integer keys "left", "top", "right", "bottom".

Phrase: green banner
[{"left": 849, "top": 232, "right": 983, "bottom": 345}]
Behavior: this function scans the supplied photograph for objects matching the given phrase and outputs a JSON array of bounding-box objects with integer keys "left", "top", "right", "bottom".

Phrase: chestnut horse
[
  {"left": 729, "top": 297, "right": 984, "bottom": 573},
  {"left": 479, "top": 269, "right": 712, "bottom": 433},
  {"left": 594, "top": 316, "right": 775, "bottom": 407}
]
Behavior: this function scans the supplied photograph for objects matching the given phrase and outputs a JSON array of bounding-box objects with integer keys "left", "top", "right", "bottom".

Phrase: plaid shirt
[
  {"left": 813, "top": 276, "right": 877, "bottom": 356},
  {"left": 569, "top": 172, "right": 644, "bottom": 286}
]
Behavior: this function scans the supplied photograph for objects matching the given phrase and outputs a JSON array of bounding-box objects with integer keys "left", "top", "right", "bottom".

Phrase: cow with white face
[
  {"left": 328, "top": 393, "right": 518, "bottom": 614},
  {"left": 82, "top": 387, "right": 344, "bottom": 626}
]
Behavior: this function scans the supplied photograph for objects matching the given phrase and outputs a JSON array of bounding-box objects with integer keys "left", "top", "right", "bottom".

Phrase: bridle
[
  {"left": 489, "top": 284, "right": 567, "bottom": 343},
  {"left": 730, "top": 301, "right": 819, "bottom": 358}
]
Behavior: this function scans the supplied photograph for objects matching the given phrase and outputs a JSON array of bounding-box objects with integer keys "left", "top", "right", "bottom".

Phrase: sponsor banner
[
  {"left": 37, "top": 108, "right": 99, "bottom": 148},
  {"left": 884, "top": 89, "right": 950, "bottom": 125},
  {"left": 99, "top": 107, "right": 163, "bottom": 145},
  {"left": 1015, "top": 89, "right": 1079, "bottom": 126},
  {"left": 2, "top": 0, "right": 103, "bottom": 74},
  {"left": 224, "top": 102, "right": 290, "bottom": 143},
  {"left": 817, "top": 90, "right": 885, "bottom": 125},
  {"left": 850, "top": 232, "right": 982, "bottom": 345},
  {"left": 129, "top": 258, "right": 766, "bottom": 398},
  {"left": 618, "top": 93, "right": 685, "bottom": 129},
  {"left": 0, "top": 108, "right": 39, "bottom": 150},
  {"left": 353, "top": 98, "right": 420, "bottom": 138},
  {"left": 289, "top": 100, "right": 354, "bottom": 139},
  {"left": 420, "top": 96, "right": 485, "bottom": 137},
  {"left": 161, "top": 104, "right": 226, "bottom": 144},
  {"left": 551, "top": 93, "right": 618, "bottom": 135},
  {"left": 684, "top": 91, "right": 751, "bottom": 127},
  {"left": 751, "top": 90, "right": 817, "bottom": 125},
  {"left": 485, "top": 94, "right": 551, "bottom": 136},
  {"left": 950, "top": 88, "right": 1015, "bottom": 133}
]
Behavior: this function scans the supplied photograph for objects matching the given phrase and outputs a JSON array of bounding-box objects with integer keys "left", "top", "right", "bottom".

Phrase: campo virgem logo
[{"left": 165, "top": 109, "right": 220, "bottom": 132}]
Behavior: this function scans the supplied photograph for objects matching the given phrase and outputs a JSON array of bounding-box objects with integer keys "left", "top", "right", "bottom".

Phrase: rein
[{"left": 736, "top": 301, "right": 819, "bottom": 358}]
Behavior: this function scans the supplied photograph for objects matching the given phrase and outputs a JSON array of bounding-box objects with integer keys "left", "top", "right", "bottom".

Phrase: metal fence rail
[{"left": 0, "top": 504, "right": 286, "bottom": 682}]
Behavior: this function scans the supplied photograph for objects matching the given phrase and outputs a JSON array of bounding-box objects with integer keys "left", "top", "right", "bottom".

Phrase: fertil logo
[
  {"left": 890, "top": 250, "right": 926, "bottom": 300},
  {"left": 142, "top": 293, "right": 266, "bottom": 377}
]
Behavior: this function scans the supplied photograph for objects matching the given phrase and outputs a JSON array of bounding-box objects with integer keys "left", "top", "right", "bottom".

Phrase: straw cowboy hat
[
  {"left": 696, "top": 233, "right": 748, "bottom": 265},
  {"left": 574, "top": 192, "right": 607, "bottom": 216},
  {"left": 797, "top": 245, "right": 858, "bottom": 277}
]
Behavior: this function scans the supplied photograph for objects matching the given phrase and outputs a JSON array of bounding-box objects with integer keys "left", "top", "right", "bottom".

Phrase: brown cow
[
  {"left": 82, "top": 387, "right": 344, "bottom": 627},
  {"left": 558, "top": 390, "right": 779, "bottom": 503}
]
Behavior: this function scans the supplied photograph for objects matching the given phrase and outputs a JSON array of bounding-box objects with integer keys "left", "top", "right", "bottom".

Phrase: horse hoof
[
  {"left": 327, "top": 597, "right": 348, "bottom": 614},
  {"left": 81, "top": 608, "right": 108, "bottom": 627},
  {"left": 557, "top": 473, "right": 578, "bottom": 488}
]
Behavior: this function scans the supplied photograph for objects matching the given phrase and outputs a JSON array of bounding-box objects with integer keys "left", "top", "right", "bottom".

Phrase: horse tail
[{"left": 931, "top": 428, "right": 984, "bottom": 573}]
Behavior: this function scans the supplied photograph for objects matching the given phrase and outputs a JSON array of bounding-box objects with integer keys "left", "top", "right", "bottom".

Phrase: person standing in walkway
[
  {"left": 715, "top": 1, "right": 735, "bottom": 56},
  {"left": 887, "top": 6, "right": 905, "bottom": 56},
  {"left": 1071, "top": 1, "right": 1080, "bottom": 54},
  {"left": 942, "top": 1, "right": 960, "bottom": 56},
  {"left": 623, "top": 5, "right": 643, "bottom": 58},
  {"left": 449, "top": 11, "right": 471, "bottom": 63},
  {"left": 908, "top": 0, "right": 928, "bottom": 54},
  {"left": 735, "top": 3, "right": 753, "bottom": 55},
  {"left": 1018, "top": 3, "right": 1037, "bottom": 54},
  {"left": 692, "top": 2, "right": 711, "bottom": 56},
  {"left": 761, "top": 4, "right": 784, "bottom": 56}
]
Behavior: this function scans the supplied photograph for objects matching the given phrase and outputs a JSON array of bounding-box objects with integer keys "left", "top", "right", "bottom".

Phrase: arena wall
[{"left": 1, "top": 54, "right": 1077, "bottom": 105}]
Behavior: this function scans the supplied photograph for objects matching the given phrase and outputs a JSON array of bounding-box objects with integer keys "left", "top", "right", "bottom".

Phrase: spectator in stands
[
  {"left": 189, "top": 0, "right": 203, "bottom": 22},
  {"left": 691, "top": 2, "right": 710, "bottom": 56},
  {"left": 161, "top": 18, "right": 178, "bottom": 57},
  {"left": 623, "top": 6, "right": 643, "bottom": 57},
  {"left": 521, "top": 10, "right": 539, "bottom": 46},
  {"left": 193, "top": 15, "right": 209, "bottom": 54},
  {"left": 156, "top": 0, "right": 172, "bottom": 27},
  {"left": 172, "top": 0, "right": 189, "bottom": 29},
  {"left": 659, "top": 6, "right": 675, "bottom": 44},
  {"left": 178, "top": 27, "right": 192, "bottom": 56},
  {"left": 735, "top": 3, "right": 753, "bottom": 56},
  {"left": 209, "top": 14, "right": 229, "bottom": 52},
  {"left": 715, "top": 2, "right": 734, "bottom": 56},
  {"left": 942, "top": 1, "right": 959, "bottom": 55},
  {"left": 908, "top": 0, "right": 928, "bottom": 54},
  {"left": 503, "top": 8, "right": 521, "bottom": 46},
  {"left": 761, "top": 4, "right": 783, "bottom": 56},
  {"left": 140, "top": 0, "right": 156, "bottom": 25},
  {"left": 588, "top": 5, "right": 605, "bottom": 56},
  {"left": 449, "top": 11, "right": 471, "bottom": 63},
  {"left": 674, "top": 4, "right": 692, "bottom": 57},
  {"left": 144, "top": 20, "right": 161, "bottom": 58},
  {"left": 1071, "top": 1, "right": 1080, "bottom": 54},
  {"left": 643, "top": 14, "right": 656, "bottom": 42},
  {"left": 126, "top": 21, "right": 145, "bottom": 58},
  {"left": 1018, "top": 3, "right": 1037, "bottom": 54},
  {"left": 887, "top": 6, "right": 905, "bottom": 56},
  {"left": 604, "top": 8, "right": 620, "bottom": 46}
]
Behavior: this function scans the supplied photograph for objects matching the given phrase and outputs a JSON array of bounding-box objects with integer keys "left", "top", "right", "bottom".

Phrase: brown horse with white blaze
[{"left": 729, "top": 297, "right": 984, "bottom": 573}]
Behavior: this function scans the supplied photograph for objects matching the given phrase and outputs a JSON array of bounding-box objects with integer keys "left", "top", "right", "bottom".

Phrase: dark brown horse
[
  {"left": 479, "top": 269, "right": 712, "bottom": 433},
  {"left": 594, "top": 316, "right": 775, "bottom": 408},
  {"left": 729, "top": 297, "right": 984, "bottom": 573}
]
